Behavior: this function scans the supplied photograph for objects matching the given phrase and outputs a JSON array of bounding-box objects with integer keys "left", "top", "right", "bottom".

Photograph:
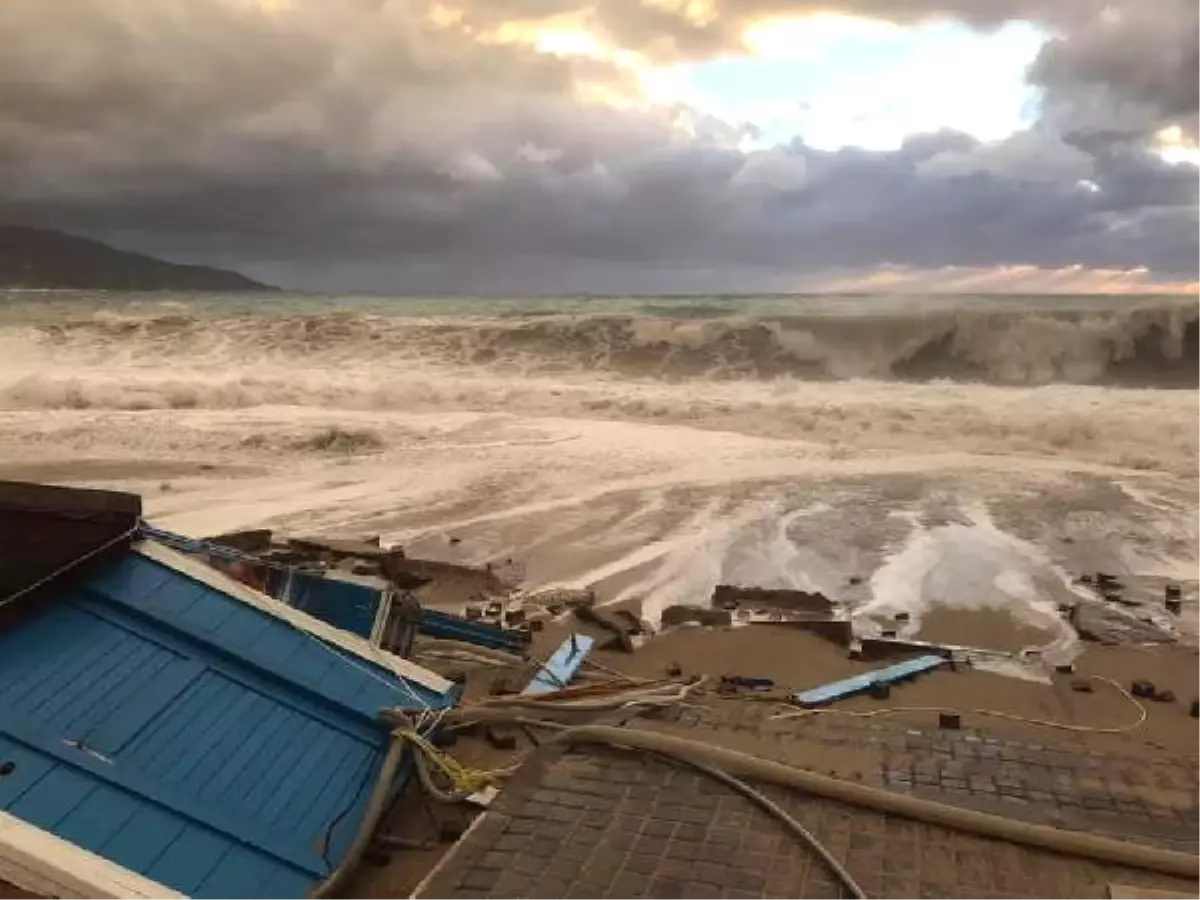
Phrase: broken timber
[
  {"left": 419, "top": 608, "right": 526, "bottom": 654},
  {"left": 523, "top": 633, "right": 595, "bottom": 695},
  {"left": 792, "top": 654, "right": 947, "bottom": 708}
]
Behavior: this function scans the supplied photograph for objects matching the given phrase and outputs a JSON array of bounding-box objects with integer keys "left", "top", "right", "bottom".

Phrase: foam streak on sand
[
  {"left": 0, "top": 291, "right": 1196, "bottom": 661},
  {"left": 860, "top": 503, "right": 1080, "bottom": 657}
]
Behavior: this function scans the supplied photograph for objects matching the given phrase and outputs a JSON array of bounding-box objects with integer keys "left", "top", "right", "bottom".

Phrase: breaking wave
[{"left": 16, "top": 299, "right": 1200, "bottom": 387}]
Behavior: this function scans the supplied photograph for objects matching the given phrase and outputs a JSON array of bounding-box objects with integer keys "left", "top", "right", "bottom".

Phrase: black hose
[
  {"left": 659, "top": 752, "right": 867, "bottom": 899},
  {"left": 308, "top": 730, "right": 408, "bottom": 898}
]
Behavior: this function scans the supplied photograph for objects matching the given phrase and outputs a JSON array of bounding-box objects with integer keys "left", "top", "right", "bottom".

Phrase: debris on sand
[
  {"left": 523, "top": 632, "right": 595, "bottom": 694},
  {"left": 712, "top": 584, "right": 839, "bottom": 616},
  {"left": 661, "top": 604, "right": 733, "bottom": 627},
  {"left": 515, "top": 587, "right": 596, "bottom": 610},
  {"left": 574, "top": 604, "right": 649, "bottom": 652},
  {"left": 1070, "top": 598, "right": 1177, "bottom": 645},
  {"left": 290, "top": 425, "right": 386, "bottom": 454}
]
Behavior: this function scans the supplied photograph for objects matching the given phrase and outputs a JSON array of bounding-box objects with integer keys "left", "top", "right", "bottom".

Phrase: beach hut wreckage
[
  {"left": 0, "top": 480, "right": 654, "bottom": 898},
  {"left": 6, "top": 482, "right": 1193, "bottom": 896},
  {"left": 0, "top": 481, "right": 571, "bottom": 898},
  {"left": 147, "top": 526, "right": 530, "bottom": 657}
]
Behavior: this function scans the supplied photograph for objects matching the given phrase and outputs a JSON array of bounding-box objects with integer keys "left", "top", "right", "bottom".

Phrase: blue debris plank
[
  {"left": 419, "top": 608, "right": 526, "bottom": 654},
  {"left": 523, "top": 633, "right": 595, "bottom": 696},
  {"left": 791, "top": 654, "right": 946, "bottom": 708}
]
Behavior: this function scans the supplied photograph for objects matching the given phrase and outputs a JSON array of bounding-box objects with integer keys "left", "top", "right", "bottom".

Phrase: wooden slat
[{"left": 0, "top": 811, "right": 184, "bottom": 899}]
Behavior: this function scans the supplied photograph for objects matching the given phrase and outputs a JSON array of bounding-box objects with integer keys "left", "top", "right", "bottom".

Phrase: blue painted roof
[{"left": 0, "top": 551, "right": 455, "bottom": 898}]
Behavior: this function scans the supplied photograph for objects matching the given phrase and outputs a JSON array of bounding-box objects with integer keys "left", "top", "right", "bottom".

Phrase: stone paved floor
[
  {"left": 416, "top": 744, "right": 1198, "bottom": 899},
  {"left": 645, "top": 702, "right": 1200, "bottom": 851}
]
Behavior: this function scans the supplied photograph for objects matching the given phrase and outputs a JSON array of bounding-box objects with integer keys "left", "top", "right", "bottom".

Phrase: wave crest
[{"left": 26, "top": 301, "right": 1200, "bottom": 387}]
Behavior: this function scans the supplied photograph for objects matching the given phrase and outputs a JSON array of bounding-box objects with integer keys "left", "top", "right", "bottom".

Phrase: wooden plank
[
  {"left": 419, "top": 608, "right": 526, "bottom": 654},
  {"left": 0, "top": 810, "right": 184, "bottom": 899},
  {"left": 135, "top": 542, "right": 453, "bottom": 694},
  {"left": 791, "top": 654, "right": 947, "bottom": 707},
  {"left": 523, "top": 633, "right": 595, "bottom": 695}
]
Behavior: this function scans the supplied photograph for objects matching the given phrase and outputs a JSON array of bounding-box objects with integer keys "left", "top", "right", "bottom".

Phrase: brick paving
[
  {"left": 649, "top": 701, "right": 1200, "bottom": 850},
  {"left": 416, "top": 744, "right": 1198, "bottom": 899},
  {"left": 879, "top": 729, "right": 1198, "bottom": 852}
]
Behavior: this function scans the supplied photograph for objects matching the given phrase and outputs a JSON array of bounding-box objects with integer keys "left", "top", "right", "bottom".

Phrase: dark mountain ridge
[{"left": 0, "top": 225, "right": 273, "bottom": 291}]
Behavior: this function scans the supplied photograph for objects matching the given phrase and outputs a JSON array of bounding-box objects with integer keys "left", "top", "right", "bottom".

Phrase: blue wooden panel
[
  {"left": 0, "top": 713, "right": 323, "bottom": 876},
  {"left": 0, "top": 552, "right": 441, "bottom": 898},
  {"left": 0, "top": 604, "right": 197, "bottom": 752},
  {"left": 419, "top": 608, "right": 526, "bottom": 653},
  {"left": 97, "top": 805, "right": 188, "bottom": 874},
  {"left": 88, "top": 554, "right": 453, "bottom": 717},
  {"left": 298, "top": 746, "right": 378, "bottom": 863},
  {"left": 195, "top": 845, "right": 291, "bottom": 898},
  {"left": 0, "top": 737, "right": 57, "bottom": 808},
  {"left": 259, "top": 865, "right": 324, "bottom": 898},
  {"left": 8, "top": 764, "right": 98, "bottom": 829},
  {"left": 146, "top": 825, "right": 234, "bottom": 896},
  {"left": 791, "top": 654, "right": 947, "bottom": 707},
  {"left": 286, "top": 573, "right": 380, "bottom": 640},
  {"left": 88, "top": 657, "right": 206, "bottom": 754},
  {"left": 54, "top": 784, "right": 142, "bottom": 850},
  {"left": 113, "top": 665, "right": 386, "bottom": 866},
  {"left": 523, "top": 633, "right": 595, "bottom": 695}
]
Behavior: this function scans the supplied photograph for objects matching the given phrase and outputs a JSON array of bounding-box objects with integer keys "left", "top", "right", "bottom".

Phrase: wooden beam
[{"left": 0, "top": 811, "right": 184, "bottom": 899}]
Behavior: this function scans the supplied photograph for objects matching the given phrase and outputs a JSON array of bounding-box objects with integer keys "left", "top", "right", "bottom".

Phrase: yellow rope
[{"left": 396, "top": 728, "right": 517, "bottom": 793}]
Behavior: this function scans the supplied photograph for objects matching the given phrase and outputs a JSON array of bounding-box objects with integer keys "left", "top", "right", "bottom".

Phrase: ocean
[{"left": 1, "top": 290, "right": 1196, "bottom": 659}]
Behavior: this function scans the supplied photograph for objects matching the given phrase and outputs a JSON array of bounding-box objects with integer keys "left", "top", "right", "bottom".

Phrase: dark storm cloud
[
  {"left": 1029, "top": 0, "right": 1199, "bottom": 140},
  {"left": 0, "top": 0, "right": 1195, "bottom": 291}
]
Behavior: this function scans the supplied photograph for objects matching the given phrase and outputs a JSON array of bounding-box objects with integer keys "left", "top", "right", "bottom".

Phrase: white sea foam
[{"left": 0, "top": 291, "right": 1195, "bottom": 661}]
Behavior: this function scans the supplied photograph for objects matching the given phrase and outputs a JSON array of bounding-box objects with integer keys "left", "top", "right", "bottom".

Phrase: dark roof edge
[{"left": 0, "top": 480, "right": 142, "bottom": 517}]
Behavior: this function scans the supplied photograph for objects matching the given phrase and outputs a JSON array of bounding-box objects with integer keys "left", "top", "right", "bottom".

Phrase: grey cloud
[
  {"left": 1032, "top": 0, "right": 1197, "bottom": 145},
  {"left": 0, "top": 0, "right": 1195, "bottom": 291},
  {"left": 918, "top": 129, "right": 1095, "bottom": 183},
  {"left": 1028, "top": 0, "right": 1199, "bottom": 139}
]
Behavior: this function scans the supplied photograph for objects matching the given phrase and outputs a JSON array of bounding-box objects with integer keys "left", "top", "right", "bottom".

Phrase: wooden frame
[{"left": 0, "top": 811, "right": 183, "bottom": 899}]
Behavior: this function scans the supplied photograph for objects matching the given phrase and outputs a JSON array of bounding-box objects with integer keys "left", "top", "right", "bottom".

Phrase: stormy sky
[{"left": 0, "top": 0, "right": 1196, "bottom": 293}]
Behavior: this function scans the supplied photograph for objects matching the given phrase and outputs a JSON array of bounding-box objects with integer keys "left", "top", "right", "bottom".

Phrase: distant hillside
[{"left": 0, "top": 225, "right": 274, "bottom": 291}]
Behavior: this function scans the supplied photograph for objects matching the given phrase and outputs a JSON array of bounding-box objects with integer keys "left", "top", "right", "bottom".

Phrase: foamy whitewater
[{"left": 2, "top": 290, "right": 1196, "bottom": 662}]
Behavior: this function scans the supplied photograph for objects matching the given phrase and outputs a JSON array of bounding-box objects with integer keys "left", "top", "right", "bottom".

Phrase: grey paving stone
[{"left": 416, "top": 725, "right": 1199, "bottom": 900}]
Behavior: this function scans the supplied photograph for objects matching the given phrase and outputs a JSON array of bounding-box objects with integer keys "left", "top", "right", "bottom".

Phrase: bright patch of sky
[
  {"left": 660, "top": 16, "right": 1049, "bottom": 151},
  {"left": 1154, "top": 125, "right": 1200, "bottom": 167}
]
